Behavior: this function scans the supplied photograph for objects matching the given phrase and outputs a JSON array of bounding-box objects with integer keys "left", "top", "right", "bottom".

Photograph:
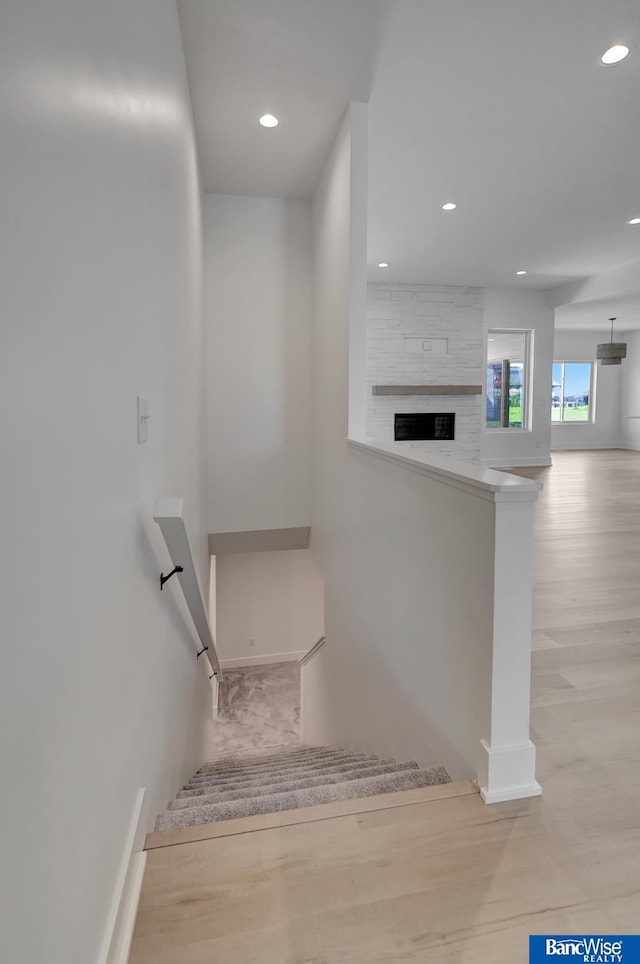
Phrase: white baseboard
[
  {"left": 212, "top": 675, "right": 219, "bottom": 719},
  {"left": 551, "top": 441, "right": 623, "bottom": 451},
  {"left": 220, "top": 650, "right": 306, "bottom": 669},
  {"left": 97, "top": 788, "right": 147, "bottom": 964},
  {"left": 480, "top": 456, "right": 552, "bottom": 468}
]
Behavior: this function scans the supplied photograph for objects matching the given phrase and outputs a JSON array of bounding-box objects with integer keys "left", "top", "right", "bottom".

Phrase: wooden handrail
[{"left": 154, "top": 498, "right": 223, "bottom": 683}]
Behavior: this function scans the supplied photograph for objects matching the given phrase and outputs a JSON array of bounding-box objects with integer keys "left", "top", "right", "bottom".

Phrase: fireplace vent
[{"left": 394, "top": 413, "right": 455, "bottom": 441}]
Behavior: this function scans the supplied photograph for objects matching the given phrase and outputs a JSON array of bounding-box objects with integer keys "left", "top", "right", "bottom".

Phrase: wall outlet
[
  {"left": 404, "top": 337, "right": 448, "bottom": 355},
  {"left": 249, "top": 637, "right": 255, "bottom": 648}
]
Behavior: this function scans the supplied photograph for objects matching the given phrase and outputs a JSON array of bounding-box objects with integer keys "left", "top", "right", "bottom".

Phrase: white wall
[
  {"left": 215, "top": 550, "right": 324, "bottom": 666},
  {"left": 481, "top": 288, "right": 554, "bottom": 467},
  {"left": 551, "top": 329, "right": 622, "bottom": 450},
  {"left": 620, "top": 330, "right": 640, "bottom": 450},
  {"left": 366, "top": 283, "right": 484, "bottom": 462},
  {"left": 305, "top": 104, "right": 539, "bottom": 800},
  {"left": 0, "top": 4, "right": 214, "bottom": 961},
  {"left": 204, "top": 194, "right": 312, "bottom": 533}
]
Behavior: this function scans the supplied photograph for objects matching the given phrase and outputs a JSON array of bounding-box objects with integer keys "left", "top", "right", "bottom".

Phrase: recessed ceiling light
[
  {"left": 442, "top": 202, "right": 457, "bottom": 211},
  {"left": 601, "top": 44, "right": 630, "bottom": 65},
  {"left": 259, "top": 113, "right": 279, "bottom": 128},
  {"left": 626, "top": 217, "right": 640, "bottom": 224},
  {"left": 516, "top": 270, "right": 527, "bottom": 275},
  {"left": 377, "top": 262, "right": 389, "bottom": 268}
]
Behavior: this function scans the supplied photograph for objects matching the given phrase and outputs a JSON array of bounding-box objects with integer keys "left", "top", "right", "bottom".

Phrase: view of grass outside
[
  {"left": 486, "top": 360, "right": 524, "bottom": 428},
  {"left": 552, "top": 362, "right": 592, "bottom": 423},
  {"left": 551, "top": 404, "right": 589, "bottom": 422},
  {"left": 509, "top": 404, "right": 522, "bottom": 426}
]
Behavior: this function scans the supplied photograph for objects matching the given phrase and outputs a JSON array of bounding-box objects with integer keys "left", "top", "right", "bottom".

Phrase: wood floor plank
[
  {"left": 144, "top": 779, "right": 476, "bottom": 851},
  {"left": 129, "top": 449, "right": 640, "bottom": 964}
]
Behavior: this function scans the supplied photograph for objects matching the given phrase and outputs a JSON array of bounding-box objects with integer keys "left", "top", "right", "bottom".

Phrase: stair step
[
  {"left": 148, "top": 781, "right": 476, "bottom": 851},
  {"left": 155, "top": 766, "right": 451, "bottom": 832},
  {"left": 194, "top": 744, "right": 329, "bottom": 772},
  {"left": 193, "top": 745, "right": 367, "bottom": 776},
  {"left": 181, "top": 755, "right": 393, "bottom": 794},
  {"left": 184, "top": 752, "right": 377, "bottom": 789},
  {"left": 170, "top": 761, "right": 421, "bottom": 809}
]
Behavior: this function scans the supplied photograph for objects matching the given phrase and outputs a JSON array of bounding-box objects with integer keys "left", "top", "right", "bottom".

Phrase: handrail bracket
[{"left": 160, "top": 565, "right": 183, "bottom": 590}]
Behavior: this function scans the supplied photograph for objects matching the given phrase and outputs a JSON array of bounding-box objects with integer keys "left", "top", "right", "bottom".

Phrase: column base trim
[
  {"left": 477, "top": 738, "right": 542, "bottom": 804},
  {"left": 480, "top": 781, "right": 542, "bottom": 804}
]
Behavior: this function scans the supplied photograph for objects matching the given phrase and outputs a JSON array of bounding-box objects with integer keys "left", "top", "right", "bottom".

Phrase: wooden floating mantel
[{"left": 372, "top": 385, "right": 483, "bottom": 396}]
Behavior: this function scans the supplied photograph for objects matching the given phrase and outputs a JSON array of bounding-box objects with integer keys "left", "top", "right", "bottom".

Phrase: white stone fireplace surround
[{"left": 366, "top": 283, "right": 484, "bottom": 463}]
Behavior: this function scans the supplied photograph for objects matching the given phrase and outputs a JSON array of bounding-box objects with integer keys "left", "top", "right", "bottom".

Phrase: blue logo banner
[{"left": 530, "top": 936, "right": 640, "bottom": 963}]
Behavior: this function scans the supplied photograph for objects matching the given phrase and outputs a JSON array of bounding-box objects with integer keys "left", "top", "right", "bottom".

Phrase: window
[
  {"left": 551, "top": 362, "right": 594, "bottom": 423},
  {"left": 486, "top": 330, "right": 531, "bottom": 429}
]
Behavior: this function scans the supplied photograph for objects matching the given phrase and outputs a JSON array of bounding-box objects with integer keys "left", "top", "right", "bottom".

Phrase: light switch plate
[{"left": 137, "top": 396, "right": 149, "bottom": 443}]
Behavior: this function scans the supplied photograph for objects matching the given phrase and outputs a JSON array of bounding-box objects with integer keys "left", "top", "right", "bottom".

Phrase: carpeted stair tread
[
  {"left": 179, "top": 756, "right": 405, "bottom": 796},
  {"left": 155, "top": 764, "right": 452, "bottom": 831},
  {"left": 197, "top": 742, "right": 333, "bottom": 763},
  {"left": 195, "top": 744, "right": 330, "bottom": 770},
  {"left": 182, "top": 755, "right": 392, "bottom": 793},
  {"left": 170, "top": 761, "right": 422, "bottom": 808},
  {"left": 192, "top": 748, "right": 366, "bottom": 776},
  {"left": 186, "top": 757, "right": 374, "bottom": 788},
  {"left": 192, "top": 747, "right": 370, "bottom": 779}
]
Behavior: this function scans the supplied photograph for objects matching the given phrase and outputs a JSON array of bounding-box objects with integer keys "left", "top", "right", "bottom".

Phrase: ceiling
[
  {"left": 555, "top": 292, "right": 640, "bottom": 331},
  {"left": 178, "top": 0, "right": 640, "bottom": 327},
  {"left": 177, "top": 0, "right": 377, "bottom": 199}
]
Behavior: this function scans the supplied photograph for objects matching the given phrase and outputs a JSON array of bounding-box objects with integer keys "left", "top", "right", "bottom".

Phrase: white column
[{"left": 477, "top": 491, "right": 542, "bottom": 803}]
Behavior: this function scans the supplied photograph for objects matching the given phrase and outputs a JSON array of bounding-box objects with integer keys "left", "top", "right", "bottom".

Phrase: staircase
[{"left": 154, "top": 743, "right": 451, "bottom": 832}]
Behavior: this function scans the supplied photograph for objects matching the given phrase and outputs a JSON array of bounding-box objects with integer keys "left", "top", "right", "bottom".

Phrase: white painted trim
[
  {"left": 479, "top": 456, "right": 552, "bottom": 468},
  {"left": 106, "top": 852, "right": 147, "bottom": 964},
  {"left": 208, "top": 527, "right": 310, "bottom": 554},
  {"left": 298, "top": 635, "right": 326, "bottom": 666},
  {"left": 477, "top": 739, "right": 542, "bottom": 804},
  {"left": 212, "top": 675, "right": 219, "bottom": 720},
  {"left": 480, "top": 782, "right": 542, "bottom": 804},
  {"left": 97, "top": 788, "right": 147, "bottom": 964},
  {"left": 220, "top": 651, "right": 306, "bottom": 668},
  {"left": 347, "top": 438, "right": 542, "bottom": 502},
  {"left": 551, "top": 442, "right": 623, "bottom": 451}
]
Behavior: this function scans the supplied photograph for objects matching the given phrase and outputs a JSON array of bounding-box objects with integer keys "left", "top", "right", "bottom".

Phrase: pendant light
[{"left": 597, "top": 317, "right": 627, "bottom": 365}]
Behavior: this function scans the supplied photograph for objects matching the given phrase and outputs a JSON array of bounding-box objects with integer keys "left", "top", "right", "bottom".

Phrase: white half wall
[
  {"left": 204, "top": 194, "right": 312, "bottom": 533},
  {"left": 620, "top": 330, "right": 640, "bottom": 450},
  {"left": 305, "top": 103, "right": 540, "bottom": 801},
  {"left": 481, "top": 288, "right": 554, "bottom": 467},
  {"left": 0, "top": 4, "right": 214, "bottom": 961},
  {"left": 551, "top": 330, "right": 622, "bottom": 451},
  {"left": 215, "top": 550, "right": 324, "bottom": 666}
]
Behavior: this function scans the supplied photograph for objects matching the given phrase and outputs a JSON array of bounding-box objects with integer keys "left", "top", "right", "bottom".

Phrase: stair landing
[
  {"left": 132, "top": 784, "right": 534, "bottom": 964},
  {"left": 145, "top": 778, "right": 476, "bottom": 850}
]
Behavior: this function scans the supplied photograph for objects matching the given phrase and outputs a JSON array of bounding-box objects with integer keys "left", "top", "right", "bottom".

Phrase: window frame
[
  {"left": 551, "top": 360, "right": 596, "bottom": 426},
  {"left": 485, "top": 328, "right": 533, "bottom": 432}
]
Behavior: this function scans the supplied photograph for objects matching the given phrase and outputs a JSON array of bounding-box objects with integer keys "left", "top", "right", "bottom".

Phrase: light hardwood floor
[{"left": 129, "top": 449, "right": 640, "bottom": 963}]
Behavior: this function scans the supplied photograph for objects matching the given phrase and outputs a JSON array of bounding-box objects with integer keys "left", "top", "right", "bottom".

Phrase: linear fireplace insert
[{"left": 394, "top": 412, "right": 455, "bottom": 441}]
